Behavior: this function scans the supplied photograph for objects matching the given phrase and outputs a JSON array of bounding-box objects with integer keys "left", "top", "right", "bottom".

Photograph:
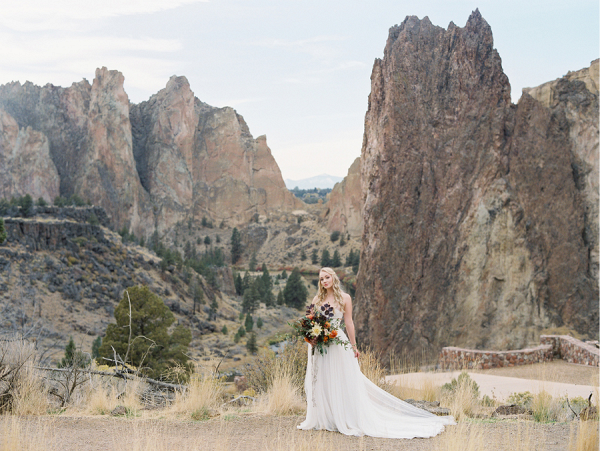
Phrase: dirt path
[{"left": 1, "top": 414, "right": 577, "bottom": 451}]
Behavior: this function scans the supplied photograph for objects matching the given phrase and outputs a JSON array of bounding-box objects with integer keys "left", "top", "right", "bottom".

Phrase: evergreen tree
[
  {"left": 311, "top": 248, "right": 319, "bottom": 264},
  {"left": 216, "top": 235, "right": 221, "bottom": 244},
  {"left": 242, "top": 282, "right": 260, "bottom": 314},
  {"left": 300, "top": 249, "right": 307, "bottom": 261},
  {"left": 209, "top": 298, "right": 218, "bottom": 321},
  {"left": 59, "top": 336, "right": 89, "bottom": 368},
  {"left": 204, "top": 235, "right": 211, "bottom": 246},
  {"left": 260, "top": 265, "right": 275, "bottom": 308},
  {"left": 248, "top": 252, "right": 257, "bottom": 272},
  {"left": 191, "top": 277, "right": 204, "bottom": 314},
  {"left": 244, "top": 313, "right": 254, "bottom": 332},
  {"left": 281, "top": 269, "right": 288, "bottom": 280},
  {"left": 0, "top": 218, "right": 6, "bottom": 245},
  {"left": 36, "top": 197, "right": 47, "bottom": 207},
  {"left": 256, "top": 317, "right": 263, "bottom": 329},
  {"left": 332, "top": 249, "right": 342, "bottom": 267},
  {"left": 221, "top": 325, "right": 228, "bottom": 335},
  {"left": 339, "top": 234, "right": 346, "bottom": 246},
  {"left": 237, "top": 325, "right": 246, "bottom": 337},
  {"left": 352, "top": 252, "right": 360, "bottom": 274},
  {"left": 242, "top": 271, "right": 251, "bottom": 292},
  {"left": 91, "top": 336, "right": 102, "bottom": 359},
  {"left": 234, "top": 272, "right": 243, "bottom": 296},
  {"left": 320, "top": 249, "right": 331, "bottom": 267},
  {"left": 98, "top": 286, "right": 192, "bottom": 380},
  {"left": 283, "top": 268, "right": 308, "bottom": 309},
  {"left": 246, "top": 332, "right": 258, "bottom": 355},
  {"left": 230, "top": 227, "right": 242, "bottom": 264},
  {"left": 20, "top": 194, "right": 34, "bottom": 218},
  {"left": 345, "top": 249, "right": 355, "bottom": 267},
  {"left": 276, "top": 289, "right": 284, "bottom": 306},
  {"left": 233, "top": 332, "right": 241, "bottom": 343}
]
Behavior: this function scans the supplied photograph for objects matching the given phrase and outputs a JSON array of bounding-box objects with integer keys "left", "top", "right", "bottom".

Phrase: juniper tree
[
  {"left": 230, "top": 227, "right": 242, "bottom": 264},
  {"left": 98, "top": 286, "right": 192, "bottom": 380},
  {"left": 244, "top": 313, "right": 254, "bottom": 332},
  {"left": 283, "top": 268, "right": 308, "bottom": 309},
  {"left": 246, "top": 332, "right": 258, "bottom": 355},
  {"left": 0, "top": 218, "right": 6, "bottom": 245},
  {"left": 332, "top": 250, "right": 342, "bottom": 267}
]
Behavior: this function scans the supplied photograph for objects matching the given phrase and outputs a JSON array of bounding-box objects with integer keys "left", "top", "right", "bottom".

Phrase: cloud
[
  {"left": 0, "top": 0, "right": 208, "bottom": 32},
  {"left": 251, "top": 35, "right": 348, "bottom": 60}
]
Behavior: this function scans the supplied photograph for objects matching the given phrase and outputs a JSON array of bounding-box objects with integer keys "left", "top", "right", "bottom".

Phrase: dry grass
[
  {"left": 259, "top": 361, "right": 304, "bottom": 415},
  {"left": 440, "top": 373, "right": 480, "bottom": 421},
  {"left": 84, "top": 374, "right": 144, "bottom": 415},
  {"left": 568, "top": 420, "right": 600, "bottom": 451},
  {"left": 169, "top": 359, "right": 224, "bottom": 420},
  {"left": 0, "top": 416, "right": 50, "bottom": 451},
  {"left": 387, "top": 376, "right": 440, "bottom": 402}
]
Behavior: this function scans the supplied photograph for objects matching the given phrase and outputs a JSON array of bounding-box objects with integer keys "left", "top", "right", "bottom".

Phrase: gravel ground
[
  {"left": 472, "top": 360, "right": 599, "bottom": 386},
  {"left": 0, "top": 415, "right": 578, "bottom": 451}
]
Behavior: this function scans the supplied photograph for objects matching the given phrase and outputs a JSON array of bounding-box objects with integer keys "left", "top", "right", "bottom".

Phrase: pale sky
[{"left": 0, "top": 1, "right": 598, "bottom": 180}]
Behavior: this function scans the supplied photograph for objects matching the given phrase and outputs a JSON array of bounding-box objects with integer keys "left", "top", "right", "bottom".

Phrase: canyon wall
[
  {"left": 0, "top": 70, "right": 300, "bottom": 236},
  {"left": 354, "top": 10, "right": 598, "bottom": 358},
  {"left": 324, "top": 157, "right": 363, "bottom": 237}
]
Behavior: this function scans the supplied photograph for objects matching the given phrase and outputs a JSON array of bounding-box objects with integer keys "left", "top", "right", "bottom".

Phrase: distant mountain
[{"left": 285, "top": 174, "right": 343, "bottom": 190}]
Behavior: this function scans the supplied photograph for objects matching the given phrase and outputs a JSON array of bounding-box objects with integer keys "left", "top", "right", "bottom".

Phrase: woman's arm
[{"left": 342, "top": 293, "right": 360, "bottom": 358}]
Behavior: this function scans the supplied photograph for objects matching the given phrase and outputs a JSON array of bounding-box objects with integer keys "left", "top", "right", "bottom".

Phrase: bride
[{"left": 297, "top": 267, "right": 455, "bottom": 438}]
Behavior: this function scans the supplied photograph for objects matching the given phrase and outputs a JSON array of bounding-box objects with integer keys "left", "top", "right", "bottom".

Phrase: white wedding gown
[{"left": 298, "top": 308, "right": 455, "bottom": 438}]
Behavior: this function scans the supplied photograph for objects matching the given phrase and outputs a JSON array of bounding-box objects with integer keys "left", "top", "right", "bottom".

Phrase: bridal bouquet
[{"left": 290, "top": 303, "right": 348, "bottom": 355}]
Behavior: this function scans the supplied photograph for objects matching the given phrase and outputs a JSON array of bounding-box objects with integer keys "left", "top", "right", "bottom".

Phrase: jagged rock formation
[
  {"left": 324, "top": 157, "right": 363, "bottom": 237},
  {"left": 0, "top": 69, "right": 300, "bottom": 236},
  {"left": 355, "top": 10, "right": 598, "bottom": 358}
]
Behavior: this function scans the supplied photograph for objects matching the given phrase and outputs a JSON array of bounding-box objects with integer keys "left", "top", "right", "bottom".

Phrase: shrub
[
  {"left": 246, "top": 332, "right": 258, "bottom": 355},
  {"left": 0, "top": 217, "right": 6, "bottom": 245},
  {"left": 507, "top": 391, "right": 534, "bottom": 409},
  {"left": 329, "top": 231, "right": 340, "bottom": 242}
]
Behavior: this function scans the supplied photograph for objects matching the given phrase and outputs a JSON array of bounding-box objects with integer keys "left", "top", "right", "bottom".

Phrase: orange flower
[
  {"left": 324, "top": 322, "right": 330, "bottom": 328},
  {"left": 330, "top": 330, "right": 338, "bottom": 338},
  {"left": 324, "top": 336, "right": 329, "bottom": 342},
  {"left": 304, "top": 337, "right": 310, "bottom": 343},
  {"left": 307, "top": 315, "right": 314, "bottom": 320}
]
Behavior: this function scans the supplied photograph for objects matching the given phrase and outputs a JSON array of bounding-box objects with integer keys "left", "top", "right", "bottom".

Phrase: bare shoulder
[
  {"left": 341, "top": 292, "right": 352, "bottom": 304},
  {"left": 311, "top": 295, "right": 318, "bottom": 304}
]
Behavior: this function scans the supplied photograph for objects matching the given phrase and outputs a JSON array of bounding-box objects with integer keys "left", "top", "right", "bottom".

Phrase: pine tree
[
  {"left": 91, "top": 336, "right": 102, "bottom": 359},
  {"left": 249, "top": 252, "right": 257, "bottom": 272},
  {"left": 234, "top": 332, "right": 240, "bottom": 343},
  {"left": 256, "top": 317, "right": 263, "bottom": 329},
  {"left": 320, "top": 249, "right": 331, "bottom": 267},
  {"left": 300, "top": 249, "right": 307, "bottom": 261},
  {"left": 221, "top": 325, "right": 228, "bottom": 335},
  {"left": 281, "top": 269, "right": 288, "bottom": 279},
  {"left": 0, "top": 217, "right": 6, "bottom": 245},
  {"left": 283, "top": 267, "right": 308, "bottom": 309},
  {"left": 242, "top": 271, "right": 251, "bottom": 292},
  {"left": 59, "top": 336, "right": 76, "bottom": 368},
  {"left": 339, "top": 234, "right": 346, "bottom": 246},
  {"left": 209, "top": 298, "right": 218, "bottom": 321},
  {"left": 345, "top": 249, "right": 354, "bottom": 267},
  {"left": 234, "top": 273, "right": 243, "bottom": 296},
  {"left": 276, "top": 289, "right": 284, "bottom": 306},
  {"left": 20, "top": 194, "right": 34, "bottom": 218},
  {"left": 230, "top": 227, "right": 242, "bottom": 264},
  {"left": 246, "top": 332, "right": 258, "bottom": 355},
  {"left": 332, "top": 249, "right": 342, "bottom": 267},
  {"left": 204, "top": 235, "right": 211, "bottom": 247},
  {"left": 237, "top": 325, "right": 246, "bottom": 337},
  {"left": 242, "top": 282, "right": 259, "bottom": 314},
  {"left": 260, "top": 265, "right": 275, "bottom": 308},
  {"left": 244, "top": 313, "right": 254, "bottom": 332},
  {"left": 311, "top": 248, "right": 318, "bottom": 264}
]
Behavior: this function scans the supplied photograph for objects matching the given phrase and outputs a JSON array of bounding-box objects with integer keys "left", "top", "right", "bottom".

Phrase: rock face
[
  {"left": 355, "top": 11, "right": 598, "bottom": 358},
  {"left": 324, "top": 157, "right": 363, "bottom": 237},
  {"left": 0, "top": 70, "right": 299, "bottom": 236}
]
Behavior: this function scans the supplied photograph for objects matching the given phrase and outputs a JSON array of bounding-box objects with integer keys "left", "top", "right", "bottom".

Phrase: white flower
[{"left": 310, "top": 324, "right": 322, "bottom": 337}]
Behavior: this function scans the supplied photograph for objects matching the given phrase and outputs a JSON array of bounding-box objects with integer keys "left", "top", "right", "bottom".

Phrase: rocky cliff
[
  {"left": 0, "top": 69, "right": 300, "bottom": 236},
  {"left": 324, "top": 157, "right": 363, "bottom": 237},
  {"left": 355, "top": 10, "right": 599, "bottom": 358}
]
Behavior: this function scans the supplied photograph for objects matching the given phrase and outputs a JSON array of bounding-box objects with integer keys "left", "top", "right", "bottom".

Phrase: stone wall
[
  {"left": 540, "top": 335, "right": 600, "bottom": 367},
  {"left": 439, "top": 345, "right": 553, "bottom": 370},
  {"left": 440, "top": 335, "right": 600, "bottom": 369}
]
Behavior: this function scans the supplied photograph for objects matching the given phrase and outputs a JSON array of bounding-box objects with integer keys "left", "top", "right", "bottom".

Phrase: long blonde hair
[{"left": 315, "top": 267, "right": 345, "bottom": 312}]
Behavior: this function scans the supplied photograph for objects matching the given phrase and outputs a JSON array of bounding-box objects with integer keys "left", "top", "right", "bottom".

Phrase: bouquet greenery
[{"left": 290, "top": 303, "right": 348, "bottom": 355}]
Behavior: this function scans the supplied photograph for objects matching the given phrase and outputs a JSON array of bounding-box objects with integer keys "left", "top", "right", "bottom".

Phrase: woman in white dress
[{"left": 297, "top": 267, "right": 455, "bottom": 438}]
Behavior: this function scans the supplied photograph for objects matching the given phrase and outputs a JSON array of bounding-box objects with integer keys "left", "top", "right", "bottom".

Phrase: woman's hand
[{"left": 352, "top": 344, "right": 360, "bottom": 359}]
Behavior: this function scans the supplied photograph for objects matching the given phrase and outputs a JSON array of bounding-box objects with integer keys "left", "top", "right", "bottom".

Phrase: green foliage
[
  {"left": 36, "top": 197, "right": 47, "bottom": 207},
  {"left": 507, "top": 391, "right": 534, "bottom": 409},
  {"left": 276, "top": 290, "right": 284, "bottom": 306},
  {"left": 259, "top": 265, "right": 275, "bottom": 308},
  {"left": 234, "top": 272, "right": 243, "bottom": 296},
  {"left": 221, "top": 325, "right": 228, "bottom": 335},
  {"left": 87, "top": 213, "right": 99, "bottom": 226},
  {"left": 209, "top": 298, "right": 218, "bottom": 321},
  {"left": 311, "top": 248, "right": 318, "bottom": 264},
  {"left": 320, "top": 249, "right": 331, "bottom": 267},
  {"left": 248, "top": 252, "right": 257, "bottom": 271},
  {"left": 204, "top": 235, "right": 211, "bottom": 246},
  {"left": 442, "top": 371, "right": 480, "bottom": 398},
  {"left": 20, "top": 194, "right": 34, "bottom": 218},
  {"left": 230, "top": 227, "right": 242, "bottom": 264},
  {"left": 58, "top": 336, "right": 90, "bottom": 368},
  {"left": 330, "top": 231, "right": 340, "bottom": 242},
  {"left": 283, "top": 267, "right": 308, "bottom": 309},
  {"left": 237, "top": 325, "right": 246, "bottom": 338},
  {"left": 0, "top": 198, "right": 9, "bottom": 215},
  {"left": 289, "top": 187, "right": 332, "bottom": 204},
  {"left": 53, "top": 194, "right": 87, "bottom": 207},
  {"left": 346, "top": 249, "right": 360, "bottom": 273},
  {"left": 190, "top": 277, "right": 205, "bottom": 314},
  {"left": 331, "top": 249, "right": 342, "bottom": 267},
  {"left": 118, "top": 225, "right": 136, "bottom": 244},
  {"left": 244, "top": 313, "right": 254, "bottom": 332},
  {"left": 97, "top": 286, "right": 192, "bottom": 380},
  {"left": 246, "top": 332, "right": 258, "bottom": 355},
  {"left": 339, "top": 234, "right": 346, "bottom": 246},
  {"left": 233, "top": 332, "right": 240, "bottom": 343},
  {"left": 256, "top": 317, "right": 263, "bottom": 329},
  {"left": 215, "top": 235, "right": 221, "bottom": 244},
  {"left": 91, "top": 336, "right": 102, "bottom": 359},
  {"left": 0, "top": 218, "right": 6, "bottom": 245},
  {"left": 280, "top": 269, "right": 287, "bottom": 280},
  {"left": 242, "top": 281, "right": 260, "bottom": 314},
  {"left": 300, "top": 249, "right": 307, "bottom": 261}
]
